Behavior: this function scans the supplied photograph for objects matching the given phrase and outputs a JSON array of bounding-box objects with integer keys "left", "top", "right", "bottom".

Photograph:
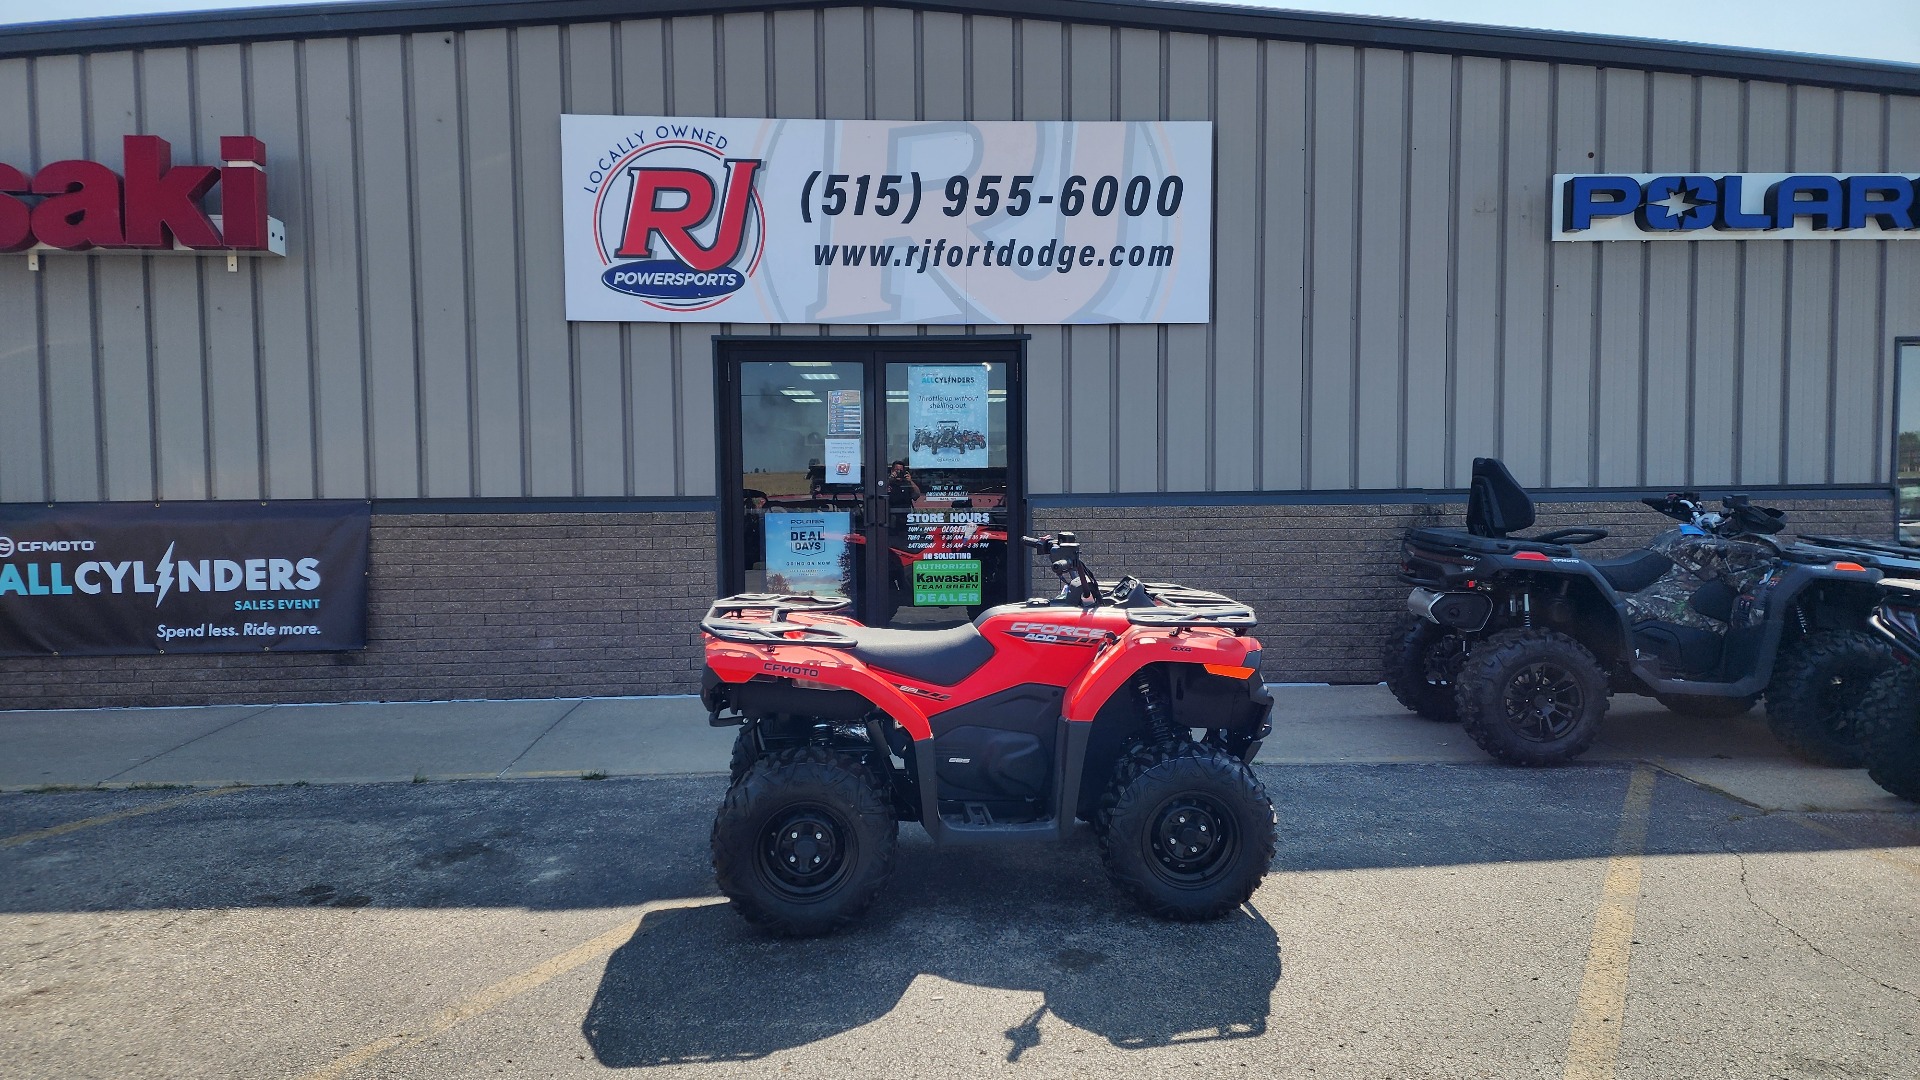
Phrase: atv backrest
[{"left": 1467, "top": 457, "right": 1535, "bottom": 538}]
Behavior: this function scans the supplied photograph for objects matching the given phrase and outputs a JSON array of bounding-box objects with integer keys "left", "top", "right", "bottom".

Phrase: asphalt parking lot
[{"left": 3, "top": 762, "right": 1916, "bottom": 1079}]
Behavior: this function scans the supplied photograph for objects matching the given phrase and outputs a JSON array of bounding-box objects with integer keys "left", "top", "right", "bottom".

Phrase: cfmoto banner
[
  {"left": 0, "top": 502, "right": 369, "bottom": 656},
  {"left": 562, "top": 115, "right": 1213, "bottom": 324}
]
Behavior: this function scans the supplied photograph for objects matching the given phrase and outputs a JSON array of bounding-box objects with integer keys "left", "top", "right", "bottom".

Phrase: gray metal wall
[{"left": 2, "top": 6, "right": 1917, "bottom": 504}]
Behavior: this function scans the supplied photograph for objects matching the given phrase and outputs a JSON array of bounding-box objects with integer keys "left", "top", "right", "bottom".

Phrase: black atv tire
[
  {"left": 710, "top": 747, "right": 897, "bottom": 936},
  {"left": 727, "top": 725, "right": 758, "bottom": 785},
  {"left": 1856, "top": 667, "right": 1920, "bottom": 802},
  {"left": 1764, "top": 630, "right": 1892, "bottom": 768},
  {"left": 1098, "top": 742, "right": 1276, "bottom": 921},
  {"left": 1383, "top": 614, "right": 1466, "bottom": 723},
  {"left": 1453, "top": 628, "right": 1609, "bottom": 766},
  {"left": 1655, "top": 693, "right": 1757, "bottom": 719}
]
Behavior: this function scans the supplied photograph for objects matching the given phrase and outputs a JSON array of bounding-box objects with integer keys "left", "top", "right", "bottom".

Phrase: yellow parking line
[
  {"left": 0, "top": 786, "right": 241, "bottom": 849},
  {"left": 1563, "top": 764, "right": 1657, "bottom": 1080},
  {"left": 293, "top": 895, "right": 725, "bottom": 1080}
]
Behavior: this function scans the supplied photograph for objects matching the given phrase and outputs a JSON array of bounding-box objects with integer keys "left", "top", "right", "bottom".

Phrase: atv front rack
[
  {"left": 1128, "top": 582, "right": 1258, "bottom": 631},
  {"left": 701, "top": 593, "right": 860, "bottom": 646}
]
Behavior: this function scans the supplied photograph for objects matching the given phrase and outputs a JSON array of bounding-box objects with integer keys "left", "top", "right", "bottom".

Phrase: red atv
[{"left": 700, "top": 532, "right": 1276, "bottom": 935}]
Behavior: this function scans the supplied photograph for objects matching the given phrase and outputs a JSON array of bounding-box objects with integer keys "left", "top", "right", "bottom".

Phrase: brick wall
[
  {"left": 1033, "top": 496, "right": 1894, "bottom": 684},
  {"left": 0, "top": 512, "right": 716, "bottom": 710}
]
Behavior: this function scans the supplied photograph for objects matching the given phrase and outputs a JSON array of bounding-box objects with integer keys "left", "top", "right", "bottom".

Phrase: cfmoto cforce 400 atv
[
  {"left": 1390, "top": 458, "right": 1895, "bottom": 766},
  {"left": 700, "top": 532, "right": 1277, "bottom": 935}
]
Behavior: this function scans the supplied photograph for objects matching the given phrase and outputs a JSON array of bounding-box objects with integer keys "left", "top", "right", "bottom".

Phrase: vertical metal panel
[
  {"left": 1352, "top": 48, "right": 1406, "bottom": 490},
  {"left": 408, "top": 32, "right": 476, "bottom": 496},
  {"left": 354, "top": 35, "right": 422, "bottom": 498},
  {"left": 676, "top": 322, "right": 720, "bottom": 495},
  {"left": 769, "top": 9, "right": 816, "bottom": 118},
  {"left": 300, "top": 37, "right": 370, "bottom": 499},
  {"left": 1688, "top": 75, "right": 1742, "bottom": 487},
  {"left": 1258, "top": 40, "right": 1307, "bottom": 490},
  {"left": 462, "top": 29, "right": 527, "bottom": 496},
  {"left": 1306, "top": 44, "right": 1359, "bottom": 489},
  {"left": 921, "top": 12, "right": 966, "bottom": 121},
  {"left": 565, "top": 23, "right": 626, "bottom": 496},
  {"left": 1784, "top": 86, "right": 1837, "bottom": 485},
  {"left": 1400, "top": 51, "right": 1451, "bottom": 490},
  {"left": 0, "top": 57, "right": 45, "bottom": 504},
  {"left": 869, "top": 7, "right": 913, "bottom": 117},
  {"left": 138, "top": 49, "right": 209, "bottom": 499},
  {"left": 1019, "top": 18, "right": 1066, "bottom": 494},
  {"left": 194, "top": 44, "right": 263, "bottom": 501},
  {"left": 248, "top": 39, "right": 317, "bottom": 500},
  {"left": 1449, "top": 56, "right": 1502, "bottom": 487},
  {"left": 1211, "top": 36, "right": 1260, "bottom": 491},
  {"left": 1162, "top": 31, "right": 1209, "bottom": 491},
  {"left": 1642, "top": 72, "right": 1695, "bottom": 487},
  {"left": 719, "top": 12, "right": 768, "bottom": 116},
  {"left": 85, "top": 50, "right": 156, "bottom": 502},
  {"left": 1545, "top": 64, "right": 1598, "bottom": 488},
  {"left": 33, "top": 54, "right": 102, "bottom": 502},
  {"left": 513, "top": 25, "right": 573, "bottom": 495},
  {"left": 1113, "top": 28, "right": 1164, "bottom": 492},
  {"left": 1831, "top": 90, "right": 1884, "bottom": 484},
  {"left": 1499, "top": 61, "right": 1552, "bottom": 488},
  {"left": 1066, "top": 22, "right": 1113, "bottom": 493},
  {"left": 1739, "top": 81, "right": 1790, "bottom": 485},
  {"left": 1593, "top": 68, "right": 1646, "bottom": 485},
  {"left": 821, "top": 8, "right": 864, "bottom": 119},
  {"left": 969, "top": 17, "right": 1014, "bottom": 121}
]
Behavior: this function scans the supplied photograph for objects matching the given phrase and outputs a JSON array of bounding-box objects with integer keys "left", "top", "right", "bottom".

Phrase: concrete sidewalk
[{"left": 1, "top": 685, "right": 1909, "bottom": 813}]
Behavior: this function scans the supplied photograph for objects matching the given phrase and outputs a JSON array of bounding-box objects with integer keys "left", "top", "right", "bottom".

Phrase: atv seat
[
  {"left": 845, "top": 623, "right": 997, "bottom": 686},
  {"left": 1590, "top": 549, "right": 1673, "bottom": 594}
]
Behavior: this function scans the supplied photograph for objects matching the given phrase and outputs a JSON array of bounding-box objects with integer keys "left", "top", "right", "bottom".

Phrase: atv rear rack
[
  {"left": 1128, "top": 583, "right": 1258, "bottom": 631},
  {"left": 1795, "top": 535, "right": 1920, "bottom": 563},
  {"left": 701, "top": 593, "right": 860, "bottom": 646}
]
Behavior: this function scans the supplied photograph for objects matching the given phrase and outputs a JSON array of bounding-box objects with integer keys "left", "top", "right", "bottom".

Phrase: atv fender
[
  {"left": 1061, "top": 629, "right": 1263, "bottom": 724},
  {"left": 704, "top": 643, "right": 936, "bottom": 739}
]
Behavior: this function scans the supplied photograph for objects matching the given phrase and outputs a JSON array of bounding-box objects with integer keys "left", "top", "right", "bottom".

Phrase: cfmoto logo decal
[
  {"left": 764, "top": 661, "right": 821, "bottom": 679},
  {"left": 0, "top": 537, "right": 11, "bottom": 558},
  {"left": 590, "top": 131, "right": 765, "bottom": 312}
]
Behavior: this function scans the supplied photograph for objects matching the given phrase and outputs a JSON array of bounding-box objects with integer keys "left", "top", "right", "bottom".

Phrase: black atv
[
  {"left": 1857, "top": 579, "right": 1920, "bottom": 802},
  {"left": 1390, "top": 457, "right": 1894, "bottom": 765}
]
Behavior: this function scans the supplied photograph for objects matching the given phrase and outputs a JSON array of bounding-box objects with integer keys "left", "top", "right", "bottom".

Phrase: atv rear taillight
[{"left": 1513, "top": 551, "right": 1550, "bottom": 562}]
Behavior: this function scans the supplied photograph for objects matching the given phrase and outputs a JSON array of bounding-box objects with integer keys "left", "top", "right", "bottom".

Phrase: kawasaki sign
[
  {"left": 0, "top": 502, "right": 368, "bottom": 656},
  {"left": 1553, "top": 173, "right": 1919, "bottom": 241}
]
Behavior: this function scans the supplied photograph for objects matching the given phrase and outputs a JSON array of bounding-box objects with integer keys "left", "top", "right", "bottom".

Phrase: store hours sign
[{"left": 562, "top": 116, "right": 1213, "bottom": 324}]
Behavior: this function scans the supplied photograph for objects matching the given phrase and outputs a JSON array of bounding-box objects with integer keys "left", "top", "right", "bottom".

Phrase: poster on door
[
  {"left": 907, "top": 365, "right": 990, "bottom": 469},
  {"left": 762, "top": 511, "right": 852, "bottom": 597},
  {"left": 822, "top": 437, "right": 862, "bottom": 484}
]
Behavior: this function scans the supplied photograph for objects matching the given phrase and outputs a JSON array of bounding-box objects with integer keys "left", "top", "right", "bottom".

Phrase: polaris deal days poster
[{"left": 561, "top": 116, "right": 1213, "bottom": 324}]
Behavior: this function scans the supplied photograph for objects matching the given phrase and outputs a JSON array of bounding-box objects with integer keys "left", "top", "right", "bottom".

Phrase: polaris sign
[
  {"left": 1553, "top": 173, "right": 1920, "bottom": 241},
  {"left": 0, "top": 501, "right": 368, "bottom": 657}
]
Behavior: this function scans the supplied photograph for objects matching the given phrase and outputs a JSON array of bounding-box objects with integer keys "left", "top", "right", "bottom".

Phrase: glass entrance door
[{"left": 721, "top": 342, "right": 1023, "bottom": 628}]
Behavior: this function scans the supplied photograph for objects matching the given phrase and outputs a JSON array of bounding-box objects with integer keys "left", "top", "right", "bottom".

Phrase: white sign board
[{"left": 562, "top": 116, "right": 1213, "bottom": 324}]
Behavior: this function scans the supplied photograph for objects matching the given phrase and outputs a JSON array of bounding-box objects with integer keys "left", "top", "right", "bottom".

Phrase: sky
[{"left": 0, "top": 0, "right": 1916, "bottom": 66}]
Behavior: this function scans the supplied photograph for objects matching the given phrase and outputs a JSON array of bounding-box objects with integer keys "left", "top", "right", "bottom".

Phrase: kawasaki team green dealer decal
[{"left": 912, "top": 559, "right": 982, "bottom": 606}]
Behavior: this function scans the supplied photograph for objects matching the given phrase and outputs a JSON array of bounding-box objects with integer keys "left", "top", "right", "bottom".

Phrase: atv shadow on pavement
[{"left": 582, "top": 833, "right": 1280, "bottom": 1066}]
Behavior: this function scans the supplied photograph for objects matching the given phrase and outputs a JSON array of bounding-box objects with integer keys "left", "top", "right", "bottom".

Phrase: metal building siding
[{"left": 0, "top": 8, "right": 1915, "bottom": 505}]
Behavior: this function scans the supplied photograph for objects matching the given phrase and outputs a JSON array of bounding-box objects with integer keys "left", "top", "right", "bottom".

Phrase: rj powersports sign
[
  {"left": 0, "top": 502, "right": 369, "bottom": 657},
  {"left": 562, "top": 116, "right": 1213, "bottom": 324},
  {"left": 1553, "top": 173, "right": 1920, "bottom": 241}
]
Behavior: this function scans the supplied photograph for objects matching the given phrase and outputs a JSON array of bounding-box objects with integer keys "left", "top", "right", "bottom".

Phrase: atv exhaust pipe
[{"left": 1409, "top": 587, "right": 1493, "bottom": 632}]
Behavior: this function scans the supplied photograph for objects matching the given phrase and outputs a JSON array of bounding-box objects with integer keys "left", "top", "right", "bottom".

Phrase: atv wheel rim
[
  {"left": 1144, "top": 794, "right": 1239, "bottom": 889},
  {"left": 759, "top": 805, "right": 853, "bottom": 902},
  {"left": 1501, "top": 661, "right": 1584, "bottom": 742}
]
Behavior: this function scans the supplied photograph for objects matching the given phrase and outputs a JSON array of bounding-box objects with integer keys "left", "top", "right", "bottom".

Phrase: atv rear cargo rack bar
[
  {"left": 1128, "top": 583, "right": 1258, "bottom": 630},
  {"left": 701, "top": 593, "right": 860, "bottom": 646},
  {"left": 1795, "top": 535, "right": 1920, "bottom": 562}
]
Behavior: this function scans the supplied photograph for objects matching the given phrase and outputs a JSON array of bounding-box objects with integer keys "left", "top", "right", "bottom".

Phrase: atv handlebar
[{"left": 1022, "top": 533, "right": 1099, "bottom": 606}]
